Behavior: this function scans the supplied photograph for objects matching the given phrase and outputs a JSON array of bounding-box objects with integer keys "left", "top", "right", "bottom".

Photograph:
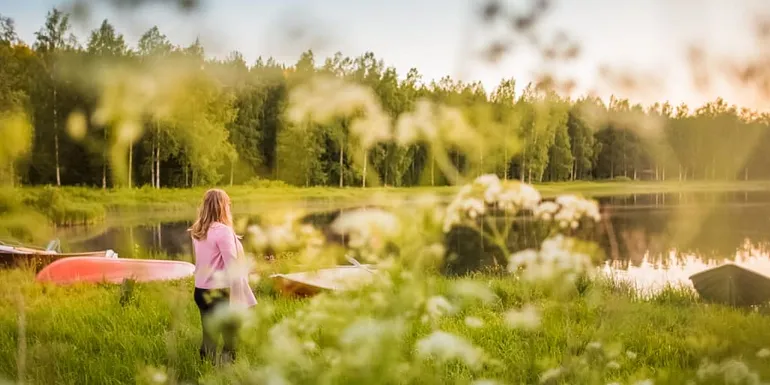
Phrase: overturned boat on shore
[
  {"left": 270, "top": 257, "right": 379, "bottom": 297},
  {"left": 0, "top": 239, "right": 118, "bottom": 271},
  {"left": 36, "top": 256, "right": 194, "bottom": 285},
  {"left": 689, "top": 263, "right": 770, "bottom": 307}
]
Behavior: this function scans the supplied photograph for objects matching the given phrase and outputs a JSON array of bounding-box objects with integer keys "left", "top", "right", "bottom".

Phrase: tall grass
[
  {"left": 3, "top": 173, "right": 770, "bottom": 384},
  {"left": 0, "top": 268, "right": 768, "bottom": 385}
]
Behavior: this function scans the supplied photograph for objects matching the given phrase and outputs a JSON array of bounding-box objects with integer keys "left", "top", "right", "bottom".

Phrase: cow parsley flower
[
  {"left": 504, "top": 304, "right": 541, "bottom": 330},
  {"left": 416, "top": 331, "right": 486, "bottom": 369}
]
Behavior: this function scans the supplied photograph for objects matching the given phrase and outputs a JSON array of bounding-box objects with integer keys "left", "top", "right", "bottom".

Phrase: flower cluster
[
  {"left": 503, "top": 304, "right": 541, "bottom": 330},
  {"left": 330, "top": 207, "right": 402, "bottom": 262},
  {"left": 286, "top": 75, "right": 391, "bottom": 149},
  {"left": 394, "top": 99, "right": 479, "bottom": 149},
  {"left": 696, "top": 359, "right": 763, "bottom": 384},
  {"left": 246, "top": 215, "right": 326, "bottom": 258},
  {"left": 533, "top": 194, "right": 602, "bottom": 230},
  {"left": 507, "top": 235, "right": 595, "bottom": 281},
  {"left": 415, "top": 331, "right": 487, "bottom": 370},
  {"left": 443, "top": 173, "right": 542, "bottom": 232}
]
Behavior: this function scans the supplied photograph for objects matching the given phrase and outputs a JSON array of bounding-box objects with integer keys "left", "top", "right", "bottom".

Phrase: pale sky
[{"left": 2, "top": 0, "right": 769, "bottom": 109}]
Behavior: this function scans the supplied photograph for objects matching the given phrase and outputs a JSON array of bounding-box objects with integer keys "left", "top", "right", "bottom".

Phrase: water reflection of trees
[
  {"left": 446, "top": 191, "right": 770, "bottom": 274},
  {"left": 600, "top": 194, "right": 770, "bottom": 267},
  {"left": 67, "top": 221, "right": 192, "bottom": 258},
  {"left": 61, "top": 192, "right": 770, "bottom": 269}
]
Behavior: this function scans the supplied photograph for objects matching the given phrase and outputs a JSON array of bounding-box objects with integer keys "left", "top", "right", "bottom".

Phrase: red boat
[{"left": 36, "top": 256, "right": 195, "bottom": 285}]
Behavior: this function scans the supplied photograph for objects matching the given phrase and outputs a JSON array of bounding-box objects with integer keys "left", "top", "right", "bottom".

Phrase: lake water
[{"left": 55, "top": 190, "right": 770, "bottom": 293}]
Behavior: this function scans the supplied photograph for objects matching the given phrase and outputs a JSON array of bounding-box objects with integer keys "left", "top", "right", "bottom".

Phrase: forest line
[{"left": 1, "top": 9, "right": 769, "bottom": 189}]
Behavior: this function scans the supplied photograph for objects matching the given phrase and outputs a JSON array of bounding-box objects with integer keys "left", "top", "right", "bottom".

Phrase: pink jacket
[{"left": 192, "top": 222, "right": 257, "bottom": 308}]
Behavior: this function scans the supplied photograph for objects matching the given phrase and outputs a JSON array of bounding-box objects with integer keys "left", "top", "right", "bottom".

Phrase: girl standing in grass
[{"left": 189, "top": 188, "right": 257, "bottom": 364}]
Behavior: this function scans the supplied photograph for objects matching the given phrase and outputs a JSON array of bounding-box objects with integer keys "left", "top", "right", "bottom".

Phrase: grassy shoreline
[
  {"left": 3, "top": 180, "right": 770, "bottom": 243},
  {"left": 0, "top": 269, "right": 768, "bottom": 384},
  {"left": 19, "top": 180, "right": 770, "bottom": 214}
]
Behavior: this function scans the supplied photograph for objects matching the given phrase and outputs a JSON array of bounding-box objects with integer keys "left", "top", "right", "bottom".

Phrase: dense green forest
[{"left": 2, "top": 8, "right": 770, "bottom": 189}]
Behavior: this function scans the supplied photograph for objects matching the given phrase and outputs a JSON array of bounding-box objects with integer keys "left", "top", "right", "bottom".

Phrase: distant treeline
[{"left": 2, "top": 8, "right": 770, "bottom": 188}]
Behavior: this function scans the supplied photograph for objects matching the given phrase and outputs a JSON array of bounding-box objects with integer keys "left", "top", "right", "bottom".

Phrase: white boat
[
  {"left": 0, "top": 239, "right": 118, "bottom": 271},
  {"left": 270, "top": 258, "right": 378, "bottom": 296}
]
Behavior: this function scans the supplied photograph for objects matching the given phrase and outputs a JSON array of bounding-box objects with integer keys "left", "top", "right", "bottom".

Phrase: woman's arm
[{"left": 215, "top": 226, "right": 239, "bottom": 263}]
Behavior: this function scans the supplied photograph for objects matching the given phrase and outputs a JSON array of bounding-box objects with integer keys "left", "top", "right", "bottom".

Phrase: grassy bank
[
  {"left": 16, "top": 180, "right": 770, "bottom": 220},
  {"left": 3, "top": 179, "right": 770, "bottom": 243},
  {"left": 0, "top": 267, "right": 769, "bottom": 385}
]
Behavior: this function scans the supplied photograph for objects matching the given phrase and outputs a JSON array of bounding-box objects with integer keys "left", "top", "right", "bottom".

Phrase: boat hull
[
  {"left": 0, "top": 247, "right": 117, "bottom": 271},
  {"left": 36, "top": 257, "right": 195, "bottom": 285},
  {"left": 689, "top": 263, "right": 770, "bottom": 307},
  {"left": 270, "top": 265, "right": 378, "bottom": 297}
]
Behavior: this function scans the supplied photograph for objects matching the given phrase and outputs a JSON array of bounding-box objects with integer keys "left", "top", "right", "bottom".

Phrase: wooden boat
[
  {"left": 36, "top": 256, "right": 195, "bottom": 285},
  {"left": 270, "top": 264, "right": 379, "bottom": 297},
  {"left": 0, "top": 240, "right": 118, "bottom": 271},
  {"left": 689, "top": 263, "right": 770, "bottom": 307}
]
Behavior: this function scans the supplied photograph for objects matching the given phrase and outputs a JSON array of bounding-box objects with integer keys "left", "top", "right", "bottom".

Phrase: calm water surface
[{"left": 56, "top": 190, "right": 770, "bottom": 293}]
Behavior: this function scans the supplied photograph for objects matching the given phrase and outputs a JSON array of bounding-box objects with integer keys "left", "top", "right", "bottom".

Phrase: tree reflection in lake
[{"left": 60, "top": 191, "right": 770, "bottom": 290}]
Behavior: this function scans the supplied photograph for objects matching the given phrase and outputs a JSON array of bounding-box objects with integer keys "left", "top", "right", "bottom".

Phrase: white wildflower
[
  {"left": 247, "top": 225, "right": 269, "bottom": 250},
  {"left": 331, "top": 208, "right": 401, "bottom": 257},
  {"left": 474, "top": 174, "right": 503, "bottom": 204},
  {"left": 207, "top": 301, "right": 254, "bottom": 331},
  {"left": 266, "top": 322, "right": 307, "bottom": 366},
  {"left": 626, "top": 350, "right": 638, "bottom": 360},
  {"left": 426, "top": 296, "right": 456, "bottom": 319},
  {"left": 587, "top": 341, "right": 603, "bottom": 350},
  {"left": 151, "top": 370, "right": 167, "bottom": 384},
  {"left": 507, "top": 249, "right": 538, "bottom": 273},
  {"left": 553, "top": 194, "right": 602, "bottom": 224},
  {"left": 462, "top": 198, "right": 486, "bottom": 219},
  {"left": 439, "top": 104, "right": 478, "bottom": 147},
  {"left": 415, "top": 331, "right": 485, "bottom": 369},
  {"left": 464, "top": 316, "right": 485, "bottom": 329},
  {"left": 518, "top": 182, "right": 542, "bottom": 211},
  {"left": 450, "top": 280, "right": 498, "bottom": 304},
  {"left": 757, "top": 348, "right": 770, "bottom": 358},
  {"left": 495, "top": 181, "right": 542, "bottom": 213},
  {"left": 696, "top": 361, "right": 720, "bottom": 380},
  {"left": 484, "top": 183, "right": 503, "bottom": 205},
  {"left": 504, "top": 304, "right": 541, "bottom": 330},
  {"left": 425, "top": 243, "right": 446, "bottom": 259},
  {"left": 269, "top": 223, "right": 298, "bottom": 249},
  {"left": 339, "top": 318, "right": 403, "bottom": 367},
  {"left": 721, "top": 360, "right": 759, "bottom": 384},
  {"left": 339, "top": 318, "right": 394, "bottom": 348},
  {"left": 394, "top": 113, "right": 420, "bottom": 145},
  {"left": 442, "top": 209, "right": 462, "bottom": 232},
  {"left": 223, "top": 255, "right": 255, "bottom": 284},
  {"left": 394, "top": 99, "right": 437, "bottom": 144},
  {"left": 539, "top": 367, "right": 563, "bottom": 383},
  {"left": 606, "top": 360, "right": 621, "bottom": 370},
  {"left": 507, "top": 235, "right": 594, "bottom": 281},
  {"left": 533, "top": 201, "right": 559, "bottom": 221},
  {"left": 350, "top": 111, "right": 392, "bottom": 148},
  {"left": 475, "top": 174, "right": 501, "bottom": 189},
  {"left": 457, "top": 184, "right": 473, "bottom": 198},
  {"left": 258, "top": 365, "right": 291, "bottom": 385},
  {"left": 287, "top": 75, "right": 391, "bottom": 149}
]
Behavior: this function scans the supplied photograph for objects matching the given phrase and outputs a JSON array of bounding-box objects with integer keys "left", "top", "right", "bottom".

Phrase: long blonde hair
[{"left": 189, "top": 189, "right": 232, "bottom": 241}]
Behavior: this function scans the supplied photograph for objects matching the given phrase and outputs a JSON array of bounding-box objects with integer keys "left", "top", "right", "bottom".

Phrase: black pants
[{"left": 193, "top": 287, "right": 237, "bottom": 364}]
